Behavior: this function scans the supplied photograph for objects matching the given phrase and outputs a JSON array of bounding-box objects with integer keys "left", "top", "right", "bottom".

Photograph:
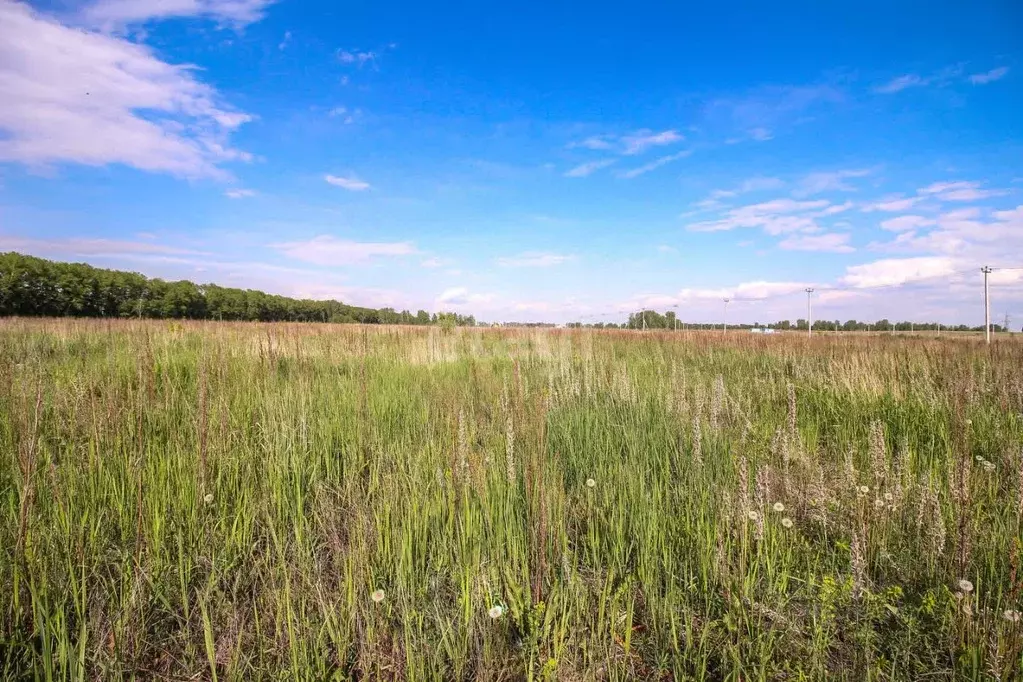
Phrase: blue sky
[{"left": 1, "top": 0, "right": 1022, "bottom": 324}]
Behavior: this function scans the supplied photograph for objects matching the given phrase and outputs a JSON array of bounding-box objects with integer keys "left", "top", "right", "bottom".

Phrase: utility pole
[
  {"left": 805, "top": 288, "right": 814, "bottom": 338},
  {"left": 642, "top": 310, "right": 647, "bottom": 331},
  {"left": 723, "top": 298, "right": 730, "bottom": 334},
  {"left": 982, "top": 266, "right": 992, "bottom": 344}
]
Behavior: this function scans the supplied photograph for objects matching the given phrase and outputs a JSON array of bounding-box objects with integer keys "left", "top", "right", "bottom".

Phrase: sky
[{"left": 1, "top": 0, "right": 1022, "bottom": 326}]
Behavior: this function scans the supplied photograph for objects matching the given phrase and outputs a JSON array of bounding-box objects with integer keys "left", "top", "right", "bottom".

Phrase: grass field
[{"left": 1, "top": 319, "right": 1022, "bottom": 681}]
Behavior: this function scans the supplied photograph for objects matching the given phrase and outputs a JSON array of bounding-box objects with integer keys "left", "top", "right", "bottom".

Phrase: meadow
[{"left": 1, "top": 318, "right": 1021, "bottom": 681}]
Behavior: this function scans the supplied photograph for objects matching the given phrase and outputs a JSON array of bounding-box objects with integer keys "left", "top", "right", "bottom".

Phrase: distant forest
[
  {"left": 0, "top": 252, "right": 1010, "bottom": 332},
  {"left": 0, "top": 252, "right": 476, "bottom": 326}
]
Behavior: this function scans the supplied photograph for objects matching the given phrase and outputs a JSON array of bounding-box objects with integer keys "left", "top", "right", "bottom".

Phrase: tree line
[
  {"left": 612, "top": 309, "right": 1007, "bottom": 332},
  {"left": 0, "top": 252, "right": 477, "bottom": 326}
]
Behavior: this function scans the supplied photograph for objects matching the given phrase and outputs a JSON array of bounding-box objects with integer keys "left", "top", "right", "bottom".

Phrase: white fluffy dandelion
[
  {"left": 858, "top": 485, "right": 870, "bottom": 494},
  {"left": 883, "top": 492, "right": 893, "bottom": 502},
  {"left": 781, "top": 517, "right": 793, "bottom": 529},
  {"left": 203, "top": 493, "right": 214, "bottom": 504},
  {"left": 371, "top": 589, "right": 386, "bottom": 603},
  {"left": 488, "top": 605, "right": 504, "bottom": 619},
  {"left": 772, "top": 502, "right": 785, "bottom": 513},
  {"left": 874, "top": 498, "right": 885, "bottom": 509},
  {"left": 957, "top": 579, "right": 974, "bottom": 593},
  {"left": 585, "top": 478, "right": 596, "bottom": 489},
  {"left": 747, "top": 511, "right": 759, "bottom": 521},
  {"left": 1004, "top": 609, "right": 1021, "bottom": 623},
  {"left": 982, "top": 461, "right": 995, "bottom": 472}
]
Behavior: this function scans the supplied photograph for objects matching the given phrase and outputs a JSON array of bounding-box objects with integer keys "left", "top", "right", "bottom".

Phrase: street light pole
[
  {"left": 723, "top": 298, "right": 730, "bottom": 334},
  {"left": 805, "top": 288, "right": 814, "bottom": 338}
]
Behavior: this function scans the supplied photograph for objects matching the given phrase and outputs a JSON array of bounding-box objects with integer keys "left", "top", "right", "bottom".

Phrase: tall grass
[{"left": 1, "top": 318, "right": 1022, "bottom": 680}]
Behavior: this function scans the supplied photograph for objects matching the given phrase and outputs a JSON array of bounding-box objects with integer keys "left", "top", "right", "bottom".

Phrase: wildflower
[
  {"left": 781, "top": 517, "right": 793, "bottom": 529},
  {"left": 957, "top": 579, "right": 974, "bottom": 593},
  {"left": 747, "top": 510, "right": 759, "bottom": 521},
  {"left": 488, "top": 604, "right": 504, "bottom": 619},
  {"left": 585, "top": 478, "right": 596, "bottom": 489},
  {"left": 1004, "top": 609, "right": 1021, "bottom": 623},
  {"left": 874, "top": 498, "right": 885, "bottom": 509},
  {"left": 772, "top": 502, "right": 785, "bottom": 513},
  {"left": 203, "top": 493, "right": 214, "bottom": 504},
  {"left": 371, "top": 589, "right": 386, "bottom": 603},
  {"left": 858, "top": 485, "right": 870, "bottom": 494}
]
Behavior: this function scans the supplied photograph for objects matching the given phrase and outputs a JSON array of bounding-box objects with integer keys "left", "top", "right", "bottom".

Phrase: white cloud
[
  {"left": 918, "top": 180, "right": 1007, "bottom": 202},
  {"left": 840, "top": 256, "right": 959, "bottom": 288},
  {"left": 748, "top": 127, "right": 773, "bottom": 141},
  {"left": 620, "top": 129, "right": 683, "bottom": 155},
  {"left": 496, "top": 252, "right": 574, "bottom": 267},
  {"left": 225, "top": 188, "right": 256, "bottom": 198},
  {"left": 570, "top": 135, "right": 614, "bottom": 151},
  {"left": 436, "top": 287, "right": 494, "bottom": 307},
  {"left": 0, "top": 1, "right": 252, "bottom": 179},
  {"left": 687, "top": 198, "right": 828, "bottom": 234},
  {"left": 79, "top": 0, "right": 275, "bottom": 29},
  {"left": 874, "top": 74, "right": 925, "bottom": 94},
  {"left": 794, "top": 169, "right": 871, "bottom": 197},
  {"left": 420, "top": 256, "right": 454, "bottom": 268},
  {"left": 969, "top": 67, "right": 1009, "bottom": 85},
  {"left": 861, "top": 195, "right": 924, "bottom": 212},
  {"left": 570, "top": 129, "right": 683, "bottom": 157},
  {"left": 564, "top": 159, "right": 615, "bottom": 178},
  {"left": 880, "top": 215, "right": 934, "bottom": 231},
  {"left": 816, "top": 201, "right": 855, "bottom": 216},
  {"left": 325, "top": 174, "right": 371, "bottom": 191},
  {"left": 656, "top": 245, "right": 678, "bottom": 254},
  {"left": 778, "top": 232, "right": 854, "bottom": 253},
  {"left": 0, "top": 234, "right": 208, "bottom": 258},
  {"left": 337, "top": 48, "right": 376, "bottom": 66},
  {"left": 277, "top": 30, "right": 291, "bottom": 50},
  {"left": 619, "top": 150, "right": 691, "bottom": 178},
  {"left": 272, "top": 236, "right": 415, "bottom": 266}
]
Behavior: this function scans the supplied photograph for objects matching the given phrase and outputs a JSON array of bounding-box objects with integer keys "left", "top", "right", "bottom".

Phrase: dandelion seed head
[
  {"left": 884, "top": 492, "right": 894, "bottom": 502},
  {"left": 1004, "top": 609, "right": 1021, "bottom": 623},
  {"left": 488, "top": 605, "right": 504, "bottom": 619},
  {"left": 957, "top": 579, "right": 974, "bottom": 593},
  {"left": 772, "top": 502, "right": 785, "bottom": 513},
  {"left": 858, "top": 485, "right": 870, "bottom": 494},
  {"left": 371, "top": 589, "right": 386, "bottom": 603},
  {"left": 747, "top": 511, "right": 759, "bottom": 521},
  {"left": 982, "top": 461, "right": 995, "bottom": 472},
  {"left": 203, "top": 493, "right": 214, "bottom": 504},
  {"left": 975, "top": 455, "right": 984, "bottom": 462},
  {"left": 874, "top": 498, "right": 885, "bottom": 509},
  {"left": 585, "top": 478, "right": 596, "bottom": 488},
  {"left": 781, "top": 517, "right": 793, "bottom": 528}
]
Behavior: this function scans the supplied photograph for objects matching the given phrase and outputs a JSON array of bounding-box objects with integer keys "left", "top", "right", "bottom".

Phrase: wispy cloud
[
  {"left": 436, "top": 287, "right": 494, "bottom": 306},
  {"left": 564, "top": 159, "right": 615, "bottom": 178},
  {"left": 840, "top": 256, "right": 959, "bottom": 288},
  {"left": 917, "top": 180, "right": 1007, "bottom": 202},
  {"left": 420, "top": 256, "right": 454, "bottom": 268},
  {"left": 687, "top": 198, "right": 829, "bottom": 234},
  {"left": 337, "top": 48, "right": 377, "bottom": 66},
  {"left": 0, "top": 234, "right": 209, "bottom": 257},
  {"left": 272, "top": 236, "right": 415, "bottom": 266},
  {"left": 568, "top": 129, "right": 683, "bottom": 157},
  {"left": 80, "top": 0, "right": 276, "bottom": 29},
  {"left": 496, "top": 252, "right": 575, "bottom": 267},
  {"left": 225, "top": 188, "right": 256, "bottom": 199},
  {"left": 277, "top": 30, "right": 291, "bottom": 51},
  {"left": 969, "top": 67, "right": 1009, "bottom": 85},
  {"left": 0, "top": 1, "right": 252, "bottom": 179},
  {"left": 620, "top": 129, "right": 683, "bottom": 155},
  {"left": 794, "top": 168, "right": 871, "bottom": 197},
  {"left": 777, "top": 232, "right": 854, "bottom": 253},
  {"left": 879, "top": 215, "right": 933, "bottom": 231},
  {"left": 325, "top": 174, "right": 371, "bottom": 191},
  {"left": 619, "top": 150, "right": 691, "bottom": 179},
  {"left": 861, "top": 195, "right": 925, "bottom": 212},
  {"left": 874, "top": 74, "right": 926, "bottom": 94}
]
